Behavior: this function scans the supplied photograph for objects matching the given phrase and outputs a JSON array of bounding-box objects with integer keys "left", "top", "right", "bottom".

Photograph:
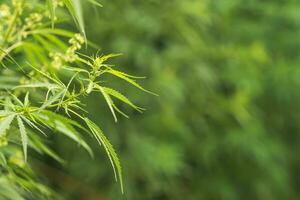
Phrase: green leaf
[
  {"left": 112, "top": 104, "right": 129, "bottom": 118},
  {"left": 94, "top": 53, "right": 122, "bottom": 67},
  {"left": 62, "top": 0, "right": 86, "bottom": 41},
  {"left": 0, "top": 110, "right": 14, "bottom": 117},
  {"left": 27, "top": 62, "right": 64, "bottom": 86},
  {"left": 105, "top": 68, "right": 157, "bottom": 95},
  {"left": 87, "top": 0, "right": 103, "bottom": 7},
  {"left": 17, "top": 116, "right": 28, "bottom": 162},
  {"left": 14, "top": 83, "right": 59, "bottom": 90},
  {"left": 0, "top": 178, "right": 25, "bottom": 200},
  {"left": 84, "top": 118, "right": 123, "bottom": 193},
  {"left": 21, "top": 42, "right": 48, "bottom": 65},
  {"left": 29, "top": 28, "right": 74, "bottom": 38},
  {"left": 40, "top": 89, "right": 65, "bottom": 110},
  {"left": 95, "top": 85, "right": 118, "bottom": 122},
  {"left": 0, "top": 114, "right": 15, "bottom": 137},
  {"left": 21, "top": 116, "right": 46, "bottom": 136},
  {"left": 32, "top": 111, "right": 93, "bottom": 157},
  {"left": 33, "top": 35, "right": 58, "bottom": 52},
  {"left": 24, "top": 92, "right": 29, "bottom": 107},
  {"left": 44, "top": 34, "right": 68, "bottom": 49},
  {"left": 10, "top": 93, "right": 23, "bottom": 106},
  {"left": 105, "top": 67, "right": 146, "bottom": 79},
  {"left": 47, "top": 0, "right": 55, "bottom": 28},
  {"left": 102, "top": 87, "right": 144, "bottom": 112},
  {"left": 0, "top": 153, "right": 6, "bottom": 166}
]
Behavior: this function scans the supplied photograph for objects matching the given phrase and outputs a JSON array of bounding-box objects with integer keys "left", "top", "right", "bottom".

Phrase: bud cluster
[{"left": 50, "top": 34, "right": 85, "bottom": 68}]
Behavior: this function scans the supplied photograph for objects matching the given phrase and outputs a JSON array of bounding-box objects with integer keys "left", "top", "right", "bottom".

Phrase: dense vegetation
[
  {"left": 0, "top": 0, "right": 149, "bottom": 199},
  {"left": 1, "top": 0, "right": 300, "bottom": 200}
]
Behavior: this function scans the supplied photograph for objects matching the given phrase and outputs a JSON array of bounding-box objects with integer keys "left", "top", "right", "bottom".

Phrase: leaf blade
[
  {"left": 17, "top": 116, "right": 28, "bottom": 162},
  {"left": 0, "top": 114, "right": 15, "bottom": 137},
  {"left": 84, "top": 118, "right": 123, "bottom": 193}
]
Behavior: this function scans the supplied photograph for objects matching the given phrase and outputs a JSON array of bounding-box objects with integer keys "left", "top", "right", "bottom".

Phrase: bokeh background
[{"left": 41, "top": 0, "right": 300, "bottom": 199}]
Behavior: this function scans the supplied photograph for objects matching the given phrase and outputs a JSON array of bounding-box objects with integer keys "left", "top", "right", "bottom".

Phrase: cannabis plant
[
  {"left": 0, "top": 0, "right": 150, "bottom": 199},
  {"left": 81, "top": 0, "right": 300, "bottom": 199}
]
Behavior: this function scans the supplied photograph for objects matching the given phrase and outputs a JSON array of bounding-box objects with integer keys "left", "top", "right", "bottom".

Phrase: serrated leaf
[
  {"left": 41, "top": 110, "right": 89, "bottom": 132},
  {"left": 0, "top": 114, "right": 15, "bottom": 137},
  {"left": 102, "top": 87, "right": 144, "bottom": 112},
  {"left": 94, "top": 53, "right": 122, "bottom": 67},
  {"left": 95, "top": 85, "right": 117, "bottom": 122},
  {"left": 105, "top": 69, "right": 157, "bottom": 95},
  {"left": 62, "top": 0, "right": 86, "bottom": 42},
  {"left": 17, "top": 116, "right": 28, "bottom": 162},
  {"left": 84, "top": 117, "right": 123, "bottom": 193},
  {"left": 105, "top": 67, "right": 146, "bottom": 79},
  {"left": 21, "top": 116, "right": 46, "bottom": 136},
  {"left": 32, "top": 111, "right": 93, "bottom": 157},
  {"left": 40, "top": 89, "right": 65, "bottom": 110}
]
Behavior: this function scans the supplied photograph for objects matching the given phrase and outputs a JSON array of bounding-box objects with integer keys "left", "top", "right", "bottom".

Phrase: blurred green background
[{"left": 40, "top": 0, "right": 300, "bottom": 199}]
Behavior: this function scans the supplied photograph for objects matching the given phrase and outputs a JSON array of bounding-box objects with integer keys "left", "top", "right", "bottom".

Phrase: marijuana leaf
[
  {"left": 17, "top": 115, "right": 28, "bottom": 162},
  {"left": 84, "top": 117, "right": 124, "bottom": 193}
]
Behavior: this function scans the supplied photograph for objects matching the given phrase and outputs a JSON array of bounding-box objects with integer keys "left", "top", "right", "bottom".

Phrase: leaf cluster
[{"left": 0, "top": 0, "right": 151, "bottom": 198}]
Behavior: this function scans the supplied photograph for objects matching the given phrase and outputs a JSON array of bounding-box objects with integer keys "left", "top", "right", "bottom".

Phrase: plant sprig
[{"left": 0, "top": 0, "right": 153, "bottom": 198}]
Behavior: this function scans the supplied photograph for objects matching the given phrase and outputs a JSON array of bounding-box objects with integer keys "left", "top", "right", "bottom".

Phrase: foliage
[
  {"left": 0, "top": 0, "right": 148, "bottom": 198},
  {"left": 2, "top": 0, "right": 300, "bottom": 199},
  {"left": 45, "top": 0, "right": 300, "bottom": 199}
]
